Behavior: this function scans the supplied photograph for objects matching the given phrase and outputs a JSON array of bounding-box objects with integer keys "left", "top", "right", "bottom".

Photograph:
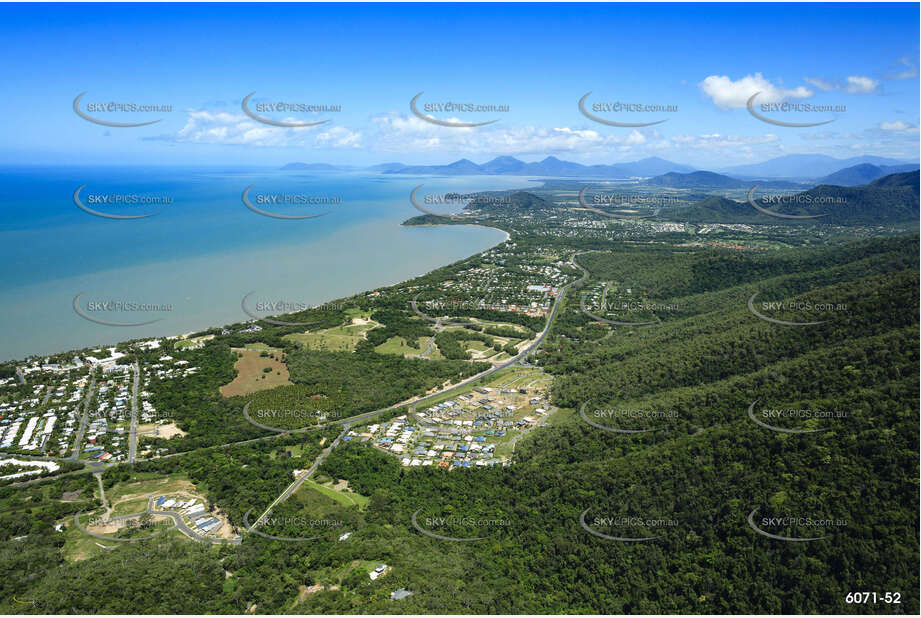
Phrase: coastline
[{"left": 3, "top": 220, "right": 512, "bottom": 364}]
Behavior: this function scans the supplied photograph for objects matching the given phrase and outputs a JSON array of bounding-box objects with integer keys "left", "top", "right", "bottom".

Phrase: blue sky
[{"left": 0, "top": 2, "right": 917, "bottom": 168}]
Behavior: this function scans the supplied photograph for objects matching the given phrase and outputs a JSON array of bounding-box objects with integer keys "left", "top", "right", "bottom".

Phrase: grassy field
[
  {"left": 373, "top": 335, "right": 426, "bottom": 357},
  {"left": 284, "top": 315, "right": 379, "bottom": 352},
  {"left": 219, "top": 347, "right": 291, "bottom": 397},
  {"left": 109, "top": 496, "right": 151, "bottom": 517},
  {"left": 61, "top": 519, "right": 185, "bottom": 562},
  {"left": 106, "top": 472, "right": 196, "bottom": 505},
  {"left": 301, "top": 479, "right": 370, "bottom": 510}
]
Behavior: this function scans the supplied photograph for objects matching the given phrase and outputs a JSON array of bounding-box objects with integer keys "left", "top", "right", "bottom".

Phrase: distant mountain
[
  {"left": 619, "top": 156, "right": 697, "bottom": 176},
  {"left": 818, "top": 163, "right": 920, "bottom": 186},
  {"left": 721, "top": 154, "right": 915, "bottom": 179},
  {"left": 479, "top": 156, "right": 530, "bottom": 174},
  {"left": 649, "top": 170, "right": 806, "bottom": 190},
  {"left": 649, "top": 171, "right": 747, "bottom": 189},
  {"left": 382, "top": 156, "right": 695, "bottom": 178},
  {"left": 673, "top": 171, "right": 919, "bottom": 225}
]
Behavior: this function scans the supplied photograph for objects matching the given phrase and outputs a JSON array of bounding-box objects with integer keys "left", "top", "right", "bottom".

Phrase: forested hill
[
  {"left": 314, "top": 235, "right": 919, "bottom": 614},
  {"left": 674, "top": 172, "right": 919, "bottom": 225}
]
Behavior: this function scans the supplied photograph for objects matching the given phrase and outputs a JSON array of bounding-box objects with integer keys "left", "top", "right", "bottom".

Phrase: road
[
  {"left": 128, "top": 363, "right": 139, "bottom": 464},
  {"left": 68, "top": 367, "right": 97, "bottom": 461},
  {"left": 337, "top": 252, "right": 588, "bottom": 426},
  {"left": 95, "top": 472, "right": 107, "bottom": 510},
  {"left": 251, "top": 425, "right": 349, "bottom": 530},
  {"left": 146, "top": 496, "right": 241, "bottom": 545},
  {"left": 7, "top": 253, "right": 591, "bottom": 487},
  {"left": 72, "top": 496, "right": 240, "bottom": 545}
]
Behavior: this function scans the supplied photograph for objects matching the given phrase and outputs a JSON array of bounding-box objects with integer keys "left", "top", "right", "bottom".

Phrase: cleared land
[
  {"left": 219, "top": 347, "right": 291, "bottom": 397},
  {"left": 302, "top": 478, "right": 370, "bottom": 509},
  {"left": 284, "top": 315, "right": 379, "bottom": 352}
]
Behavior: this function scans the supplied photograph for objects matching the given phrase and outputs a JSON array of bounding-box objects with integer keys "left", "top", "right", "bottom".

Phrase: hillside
[
  {"left": 721, "top": 154, "right": 914, "bottom": 179},
  {"left": 672, "top": 172, "right": 920, "bottom": 225},
  {"left": 649, "top": 171, "right": 748, "bottom": 189},
  {"left": 817, "top": 163, "right": 919, "bottom": 186},
  {"left": 311, "top": 235, "right": 919, "bottom": 614}
]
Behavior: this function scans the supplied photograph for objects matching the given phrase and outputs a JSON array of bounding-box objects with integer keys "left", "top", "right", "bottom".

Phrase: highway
[
  {"left": 250, "top": 425, "right": 349, "bottom": 531},
  {"left": 6, "top": 253, "right": 592, "bottom": 491},
  {"left": 337, "top": 252, "right": 588, "bottom": 426}
]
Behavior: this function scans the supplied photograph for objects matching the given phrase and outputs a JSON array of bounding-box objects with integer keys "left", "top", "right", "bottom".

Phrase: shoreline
[{"left": 5, "top": 220, "right": 513, "bottom": 365}]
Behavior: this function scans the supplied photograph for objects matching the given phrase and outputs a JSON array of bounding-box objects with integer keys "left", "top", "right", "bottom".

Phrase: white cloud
[
  {"left": 169, "top": 110, "right": 363, "bottom": 148},
  {"left": 803, "top": 75, "right": 878, "bottom": 94},
  {"left": 367, "top": 112, "right": 653, "bottom": 155},
  {"left": 844, "top": 76, "right": 878, "bottom": 94},
  {"left": 804, "top": 77, "right": 836, "bottom": 92},
  {"left": 698, "top": 73, "right": 812, "bottom": 109},
  {"left": 879, "top": 120, "right": 919, "bottom": 134},
  {"left": 886, "top": 56, "right": 918, "bottom": 80}
]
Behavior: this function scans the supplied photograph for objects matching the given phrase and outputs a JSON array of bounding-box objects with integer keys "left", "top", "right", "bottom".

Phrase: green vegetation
[{"left": 1, "top": 181, "right": 917, "bottom": 614}]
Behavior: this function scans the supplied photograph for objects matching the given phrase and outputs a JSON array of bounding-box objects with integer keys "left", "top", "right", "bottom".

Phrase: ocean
[{"left": 0, "top": 166, "right": 535, "bottom": 361}]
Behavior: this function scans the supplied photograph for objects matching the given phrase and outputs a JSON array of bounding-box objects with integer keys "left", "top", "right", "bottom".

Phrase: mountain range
[
  {"left": 647, "top": 170, "right": 805, "bottom": 190},
  {"left": 673, "top": 171, "right": 919, "bottom": 225},
  {"left": 281, "top": 154, "right": 918, "bottom": 183},
  {"left": 382, "top": 156, "right": 696, "bottom": 177},
  {"left": 719, "top": 154, "right": 917, "bottom": 180}
]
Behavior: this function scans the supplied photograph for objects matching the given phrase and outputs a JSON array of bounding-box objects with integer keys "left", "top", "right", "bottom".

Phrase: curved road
[{"left": 72, "top": 497, "right": 241, "bottom": 545}]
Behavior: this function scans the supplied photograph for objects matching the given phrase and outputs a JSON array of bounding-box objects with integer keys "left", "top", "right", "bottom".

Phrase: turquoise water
[{"left": 0, "top": 167, "right": 534, "bottom": 361}]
